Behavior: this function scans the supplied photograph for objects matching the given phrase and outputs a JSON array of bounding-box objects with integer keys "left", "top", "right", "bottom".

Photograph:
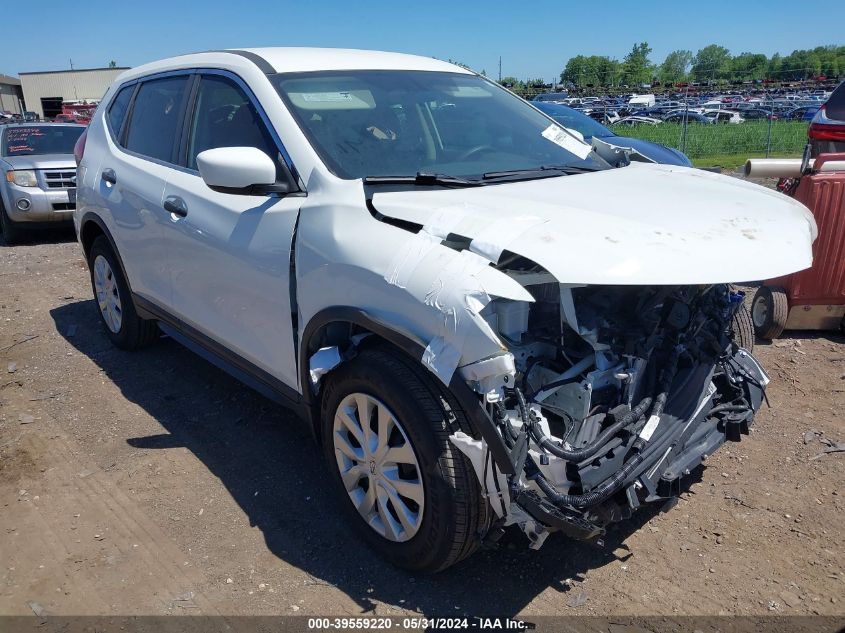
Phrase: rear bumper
[{"left": 811, "top": 139, "right": 845, "bottom": 157}]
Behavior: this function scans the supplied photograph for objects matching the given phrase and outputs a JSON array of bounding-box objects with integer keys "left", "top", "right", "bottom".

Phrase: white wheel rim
[
  {"left": 93, "top": 255, "right": 123, "bottom": 333},
  {"left": 751, "top": 295, "right": 768, "bottom": 328},
  {"left": 333, "top": 393, "right": 424, "bottom": 542}
]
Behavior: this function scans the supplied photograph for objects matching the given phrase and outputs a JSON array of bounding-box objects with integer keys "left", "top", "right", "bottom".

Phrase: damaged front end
[{"left": 453, "top": 280, "right": 769, "bottom": 549}]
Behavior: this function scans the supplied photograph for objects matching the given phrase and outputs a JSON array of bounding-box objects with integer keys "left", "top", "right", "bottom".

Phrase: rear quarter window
[
  {"left": 826, "top": 82, "right": 845, "bottom": 120},
  {"left": 107, "top": 85, "right": 135, "bottom": 139}
]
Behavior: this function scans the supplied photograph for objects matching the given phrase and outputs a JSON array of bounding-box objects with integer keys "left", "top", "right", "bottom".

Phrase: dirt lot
[{"left": 0, "top": 228, "right": 843, "bottom": 619}]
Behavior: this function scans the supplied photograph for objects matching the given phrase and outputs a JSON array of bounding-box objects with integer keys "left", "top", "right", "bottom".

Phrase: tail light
[
  {"left": 808, "top": 105, "right": 845, "bottom": 142},
  {"left": 73, "top": 128, "right": 88, "bottom": 166},
  {"left": 809, "top": 123, "right": 845, "bottom": 141}
]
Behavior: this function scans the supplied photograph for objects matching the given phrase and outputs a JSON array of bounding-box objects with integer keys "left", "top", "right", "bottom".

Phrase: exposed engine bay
[{"left": 453, "top": 275, "right": 769, "bottom": 549}]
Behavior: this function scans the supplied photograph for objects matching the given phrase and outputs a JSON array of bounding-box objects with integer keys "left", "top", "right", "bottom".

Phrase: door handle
[
  {"left": 101, "top": 168, "right": 116, "bottom": 184},
  {"left": 163, "top": 196, "right": 188, "bottom": 218}
]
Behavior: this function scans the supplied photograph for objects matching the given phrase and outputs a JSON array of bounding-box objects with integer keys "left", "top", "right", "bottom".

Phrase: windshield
[
  {"left": 532, "top": 102, "right": 613, "bottom": 140},
  {"left": 273, "top": 71, "right": 604, "bottom": 180},
  {"left": 1, "top": 125, "right": 85, "bottom": 157}
]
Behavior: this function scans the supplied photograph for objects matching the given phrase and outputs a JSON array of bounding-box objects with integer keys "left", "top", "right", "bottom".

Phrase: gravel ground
[{"left": 0, "top": 226, "right": 843, "bottom": 619}]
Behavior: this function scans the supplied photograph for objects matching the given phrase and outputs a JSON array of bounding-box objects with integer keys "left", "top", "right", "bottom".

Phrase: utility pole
[
  {"left": 69, "top": 58, "right": 74, "bottom": 70},
  {"left": 498, "top": 57, "right": 501, "bottom": 83}
]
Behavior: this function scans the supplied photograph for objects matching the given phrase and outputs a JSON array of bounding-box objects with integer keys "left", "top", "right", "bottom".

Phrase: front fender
[{"left": 295, "top": 193, "right": 531, "bottom": 389}]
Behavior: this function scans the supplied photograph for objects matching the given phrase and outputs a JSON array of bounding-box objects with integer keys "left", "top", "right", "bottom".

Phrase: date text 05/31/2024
[{"left": 306, "top": 617, "right": 531, "bottom": 630}]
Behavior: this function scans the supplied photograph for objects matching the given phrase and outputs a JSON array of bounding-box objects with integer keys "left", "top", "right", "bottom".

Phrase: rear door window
[{"left": 125, "top": 75, "right": 190, "bottom": 163}]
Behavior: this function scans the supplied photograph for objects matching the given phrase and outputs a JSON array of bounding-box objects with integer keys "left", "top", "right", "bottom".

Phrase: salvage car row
[
  {"left": 2, "top": 48, "right": 819, "bottom": 574},
  {"left": 535, "top": 91, "right": 829, "bottom": 126}
]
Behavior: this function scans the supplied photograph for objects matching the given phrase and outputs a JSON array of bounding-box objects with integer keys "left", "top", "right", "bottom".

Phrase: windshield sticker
[
  {"left": 541, "top": 124, "right": 592, "bottom": 160},
  {"left": 292, "top": 90, "right": 375, "bottom": 110},
  {"left": 302, "top": 92, "right": 355, "bottom": 102},
  {"left": 441, "top": 85, "right": 492, "bottom": 98}
]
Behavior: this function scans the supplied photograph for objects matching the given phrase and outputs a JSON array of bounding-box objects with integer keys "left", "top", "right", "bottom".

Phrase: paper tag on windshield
[{"left": 541, "top": 124, "right": 592, "bottom": 160}]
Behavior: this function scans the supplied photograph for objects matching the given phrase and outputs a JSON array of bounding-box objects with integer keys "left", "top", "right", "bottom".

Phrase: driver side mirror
[{"left": 197, "top": 146, "right": 289, "bottom": 194}]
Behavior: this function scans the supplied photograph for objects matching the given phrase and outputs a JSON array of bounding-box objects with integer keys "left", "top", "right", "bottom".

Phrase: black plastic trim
[
  {"left": 212, "top": 49, "right": 276, "bottom": 75},
  {"left": 78, "top": 213, "right": 131, "bottom": 283},
  {"left": 133, "top": 294, "right": 304, "bottom": 410}
]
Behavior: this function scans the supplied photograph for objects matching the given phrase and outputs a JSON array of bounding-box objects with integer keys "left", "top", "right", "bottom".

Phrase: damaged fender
[{"left": 297, "top": 180, "right": 533, "bottom": 393}]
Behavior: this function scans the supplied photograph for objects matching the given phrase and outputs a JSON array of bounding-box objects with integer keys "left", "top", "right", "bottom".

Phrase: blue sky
[{"left": 2, "top": 0, "right": 841, "bottom": 81}]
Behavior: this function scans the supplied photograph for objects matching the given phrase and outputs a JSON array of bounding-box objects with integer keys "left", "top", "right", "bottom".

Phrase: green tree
[
  {"left": 108, "top": 60, "right": 117, "bottom": 68},
  {"left": 500, "top": 76, "right": 526, "bottom": 96},
  {"left": 813, "top": 45, "right": 845, "bottom": 77},
  {"left": 594, "top": 57, "right": 622, "bottom": 87},
  {"left": 561, "top": 55, "right": 593, "bottom": 87},
  {"left": 691, "top": 44, "right": 732, "bottom": 82},
  {"left": 561, "top": 55, "right": 620, "bottom": 88},
  {"left": 767, "top": 52, "right": 783, "bottom": 79},
  {"left": 621, "top": 42, "right": 654, "bottom": 87},
  {"left": 524, "top": 78, "right": 546, "bottom": 97},
  {"left": 659, "top": 50, "right": 692, "bottom": 85},
  {"left": 730, "top": 52, "right": 769, "bottom": 81}
]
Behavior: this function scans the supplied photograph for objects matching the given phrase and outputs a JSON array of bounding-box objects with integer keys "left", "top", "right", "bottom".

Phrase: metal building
[
  {"left": 0, "top": 74, "right": 24, "bottom": 115},
  {"left": 19, "top": 67, "right": 129, "bottom": 119}
]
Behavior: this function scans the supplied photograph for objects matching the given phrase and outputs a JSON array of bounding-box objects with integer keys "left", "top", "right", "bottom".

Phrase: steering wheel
[{"left": 455, "top": 144, "right": 498, "bottom": 162}]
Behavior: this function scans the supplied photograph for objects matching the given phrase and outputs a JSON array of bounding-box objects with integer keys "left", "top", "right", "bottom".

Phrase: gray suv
[
  {"left": 0, "top": 123, "right": 85, "bottom": 243},
  {"left": 809, "top": 80, "right": 845, "bottom": 156}
]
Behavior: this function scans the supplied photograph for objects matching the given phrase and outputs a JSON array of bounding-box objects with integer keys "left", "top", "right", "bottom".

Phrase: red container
[{"left": 753, "top": 152, "right": 845, "bottom": 338}]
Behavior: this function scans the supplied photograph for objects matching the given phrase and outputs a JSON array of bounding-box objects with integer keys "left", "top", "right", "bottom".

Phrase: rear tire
[
  {"left": 87, "top": 236, "right": 159, "bottom": 350},
  {"left": 751, "top": 286, "right": 788, "bottom": 340},
  {"left": 0, "top": 201, "right": 25, "bottom": 245},
  {"left": 730, "top": 302, "right": 755, "bottom": 351},
  {"left": 320, "top": 345, "right": 490, "bottom": 572}
]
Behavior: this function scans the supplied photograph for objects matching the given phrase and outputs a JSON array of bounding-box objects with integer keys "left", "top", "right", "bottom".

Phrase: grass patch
[
  {"left": 690, "top": 152, "right": 802, "bottom": 170},
  {"left": 608, "top": 120, "right": 808, "bottom": 167}
]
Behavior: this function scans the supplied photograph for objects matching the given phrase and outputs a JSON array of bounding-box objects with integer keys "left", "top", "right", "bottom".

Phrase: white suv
[{"left": 74, "top": 48, "right": 816, "bottom": 572}]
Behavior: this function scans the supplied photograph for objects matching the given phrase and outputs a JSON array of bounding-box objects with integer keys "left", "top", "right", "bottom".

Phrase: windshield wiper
[
  {"left": 363, "top": 172, "right": 485, "bottom": 187},
  {"left": 482, "top": 165, "right": 600, "bottom": 181}
]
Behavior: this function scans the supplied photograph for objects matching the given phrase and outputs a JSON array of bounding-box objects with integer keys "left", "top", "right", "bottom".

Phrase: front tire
[
  {"left": 87, "top": 236, "right": 159, "bottom": 350},
  {"left": 0, "top": 201, "right": 25, "bottom": 245},
  {"left": 320, "top": 346, "right": 490, "bottom": 572}
]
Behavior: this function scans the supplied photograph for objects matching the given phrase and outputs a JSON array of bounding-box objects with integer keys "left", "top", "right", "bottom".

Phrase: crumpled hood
[
  {"left": 370, "top": 163, "right": 817, "bottom": 285},
  {"left": 2, "top": 154, "right": 76, "bottom": 171}
]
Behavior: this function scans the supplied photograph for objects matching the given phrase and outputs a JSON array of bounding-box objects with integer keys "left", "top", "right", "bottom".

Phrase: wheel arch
[
  {"left": 298, "top": 307, "right": 428, "bottom": 439},
  {"left": 79, "top": 213, "right": 135, "bottom": 303},
  {"left": 298, "top": 307, "right": 515, "bottom": 474}
]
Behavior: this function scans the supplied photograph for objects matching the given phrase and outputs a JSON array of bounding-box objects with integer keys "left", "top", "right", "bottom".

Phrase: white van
[{"left": 627, "top": 93, "right": 655, "bottom": 108}]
